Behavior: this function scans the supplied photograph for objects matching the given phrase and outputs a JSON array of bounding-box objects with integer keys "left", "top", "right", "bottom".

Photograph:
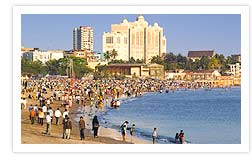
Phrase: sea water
[{"left": 100, "top": 87, "right": 241, "bottom": 144}]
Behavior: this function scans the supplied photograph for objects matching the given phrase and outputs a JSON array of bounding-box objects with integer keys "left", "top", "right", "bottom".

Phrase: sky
[{"left": 21, "top": 14, "right": 241, "bottom": 56}]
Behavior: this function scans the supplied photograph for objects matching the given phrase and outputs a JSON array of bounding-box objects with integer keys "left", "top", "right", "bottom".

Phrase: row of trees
[
  {"left": 151, "top": 52, "right": 240, "bottom": 74},
  {"left": 104, "top": 49, "right": 118, "bottom": 62},
  {"left": 102, "top": 48, "right": 239, "bottom": 74},
  {"left": 104, "top": 49, "right": 146, "bottom": 64},
  {"left": 21, "top": 57, "right": 93, "bottom": 79}
]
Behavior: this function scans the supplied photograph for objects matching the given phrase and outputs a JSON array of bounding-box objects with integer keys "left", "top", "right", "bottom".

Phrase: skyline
[{"left": 21, "top": 14, "right": 241, "bottom": 56}]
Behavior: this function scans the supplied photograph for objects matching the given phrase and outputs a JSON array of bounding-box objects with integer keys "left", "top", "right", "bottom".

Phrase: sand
[{"left": 21, "top": 92, "right": 150, "bottom": 144}]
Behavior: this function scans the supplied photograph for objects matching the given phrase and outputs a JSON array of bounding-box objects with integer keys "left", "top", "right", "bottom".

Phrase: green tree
[
  {"left": 136, "top": 58, "right": 144, "bottom": 64},
  {"left": 21, "top": 57, "right": 46, "bottom": 76},
  {"left": 109, "top": 59, "right": 125, "bottom": 64},
  {"left": 191, "top": 59, "right": 201, "bottom": 71},
  {"left": 110, "top": 49, "right": 118, "bottom": 60},
  {"left": 94, "top": 65, "right": 109, "bottom": 79},
  {"left": 104, "top": 51, "right": 111, "bottom": 62},
  {"left": 57, "top": 58, "right": 68, "bottom": 76},
  {"left": 21, "top": 57, "right": 32, "bottom": 76},
  {"left": 185, "top": 58, "right": 193, "bottom": 70},
  {"left": 199, "top": 56, "right": 210, "bottom": 70},
  {"left": 128, "top": 57, "right": 136, "bottom": 64},
  {"left": 176, "top": 53, "right": 187, "bottom": 69},
  {"left": 151, "top": 55, "right": 164, "bottom": 64},
  {"left": 165, "top": 52, "right": 177, "bottom": 63},
  {"left": 45, "top": 59, "right": 59, "bottom": 75},
  {"left": 71, "top": 57, "right": 93, "bottom": 79},
  {"left": 208, "top": 57, "right": 221, "bottom": 70}
]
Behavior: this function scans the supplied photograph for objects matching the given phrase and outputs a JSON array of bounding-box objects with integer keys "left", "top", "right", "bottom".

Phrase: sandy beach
[{"left": 21, "top": 93, "right": 150, "bottom": 144}]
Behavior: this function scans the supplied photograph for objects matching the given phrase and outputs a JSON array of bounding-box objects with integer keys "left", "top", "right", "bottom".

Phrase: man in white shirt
[
  {"left": 54, "top": 108, "right": 62, "bottom": 125},
  {"left": 47, "top": 107, "right": 54, "bottom": 123},
  {"left": 62, "top": 109, "right": 69, "bottom": 119},
  {"left": 45, "top": 112, "right": 52, "bottom": 135},
  {"left": 42, "top": 105, "right": 47, "bottom": 117}
]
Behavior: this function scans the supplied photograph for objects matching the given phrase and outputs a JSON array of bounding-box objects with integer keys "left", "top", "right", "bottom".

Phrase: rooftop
[
  {"left": 188, "top": 50, "right": 215, "bottom": 58},
  {"left": 184, "top": 70, "right": 218, "bottom": 74}
]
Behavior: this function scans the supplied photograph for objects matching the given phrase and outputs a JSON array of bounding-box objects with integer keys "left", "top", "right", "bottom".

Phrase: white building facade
[
  {"left": 103, "top": 15, "right": 166, "bottom": 63},
  {"left": 229, "top": 63, "right": 241, "bottom": 78},
  {"left": 22, "top": 50, "right": 64, "bottom": 64}
]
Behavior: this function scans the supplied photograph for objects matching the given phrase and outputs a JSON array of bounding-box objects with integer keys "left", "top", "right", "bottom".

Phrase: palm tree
[
  {"left": 104, "top": 51, "right": 111, "bottom": 62},
  {"left": 110, "top": 49, "right": 118, "bottom": 60}
]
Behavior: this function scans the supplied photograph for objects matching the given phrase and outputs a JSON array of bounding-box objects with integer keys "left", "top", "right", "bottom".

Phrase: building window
[
  {"left": 124, "top": 37, "right": 127, "bottom": 44},
  {"left": 155, "top": 34, "right": 159, "bottom": 47},
  {"left": 117, "top": 37, "right": 120, "bottom": 44},
  {"left": 106, "top": 37, "right": 113, "bottom": 44},
  {"left": 140, "top": 31, "right": 143, "bottom": 45},
  {"left": 136, "top": 32, "right": 139, "bottom": 45},
  {"left": 131, "top": 34, "right": 135, "bottom": 44}
]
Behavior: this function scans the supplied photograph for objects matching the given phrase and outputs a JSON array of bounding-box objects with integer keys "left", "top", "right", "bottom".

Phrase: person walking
[
  {"left": 42, "top": 104, "right": 47, "bottom": 117},
  {"left": 45, "top": 112, "right": 52, "bottom": 135},
  {"left": 38, "top": 108, "right": 44, "bottom": 126},
  {"left": 152, "top": 128, "right": 157, "bottom": 144},
  {"left": 30, "top": 108, "right": 35, "bottom": 124},
  {"left": 79, "top": 116, "right": 85, "bottom": 140},
  {"left": 47, "top": 107, "right": 54, "bottom": 123},
  {"left": 34, "top": 104, "right": 38, "bottom": 121},
  {"left": 179, "top": 130, "right": 185, "bottom": 144},
  {"left": 62, "top": 109, "right": 69, "bottom": 120},
  {"left": 28, "top": 105, "right": 33, "bottom": 120},
  {"left": 92, "top": 115, "right": 99, "bottom": 138},
  {"left": 64, "top": 117, "right": 72, "bottom": 139},
  {"left": 62, "top": 114, "right": 67, "bottom": 139},
  {"left": 54, "top": 108, "right": 62, "bottom": 125}
]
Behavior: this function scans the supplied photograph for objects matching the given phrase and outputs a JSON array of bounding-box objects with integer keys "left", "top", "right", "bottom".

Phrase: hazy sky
[{"left": 21, "top": 14, "right": 240, "bottom": 56}]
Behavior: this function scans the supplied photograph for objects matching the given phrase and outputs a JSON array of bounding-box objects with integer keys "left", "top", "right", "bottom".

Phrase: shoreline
[
  {"left": 72, "top": 96, "right": 151, "bottom": 144},
  {"left": 21, "top": 86, "right": 240, "bottom": 144},
  {"left": 21, "top": 93, "right": 151, "bottom": 144}
]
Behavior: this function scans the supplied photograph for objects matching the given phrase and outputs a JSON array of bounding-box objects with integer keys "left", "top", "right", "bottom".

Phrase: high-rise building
[
  {"left": 73, "top": 26, "right": 94, "bottom": 53},
  {"left": 103, "top": 15, "right": 166, "bottom": 63}
]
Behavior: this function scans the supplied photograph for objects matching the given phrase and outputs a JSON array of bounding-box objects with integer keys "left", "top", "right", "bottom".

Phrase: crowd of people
[{"left": 21, "top": 77, "right": 192, "bottom": 144}]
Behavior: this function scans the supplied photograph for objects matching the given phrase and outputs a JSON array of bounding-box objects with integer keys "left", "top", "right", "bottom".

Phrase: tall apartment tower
[
  {"left": 73, "top": 26, "right": 94, "bottom": 52},
  {"left": 103, "top": 15, "right": 166, "bottom": 63}
]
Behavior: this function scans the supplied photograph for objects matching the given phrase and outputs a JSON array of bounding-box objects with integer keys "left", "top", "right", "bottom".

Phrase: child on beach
[{"left": 152, "top": 128, "right": 157, "bottom": 144}]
